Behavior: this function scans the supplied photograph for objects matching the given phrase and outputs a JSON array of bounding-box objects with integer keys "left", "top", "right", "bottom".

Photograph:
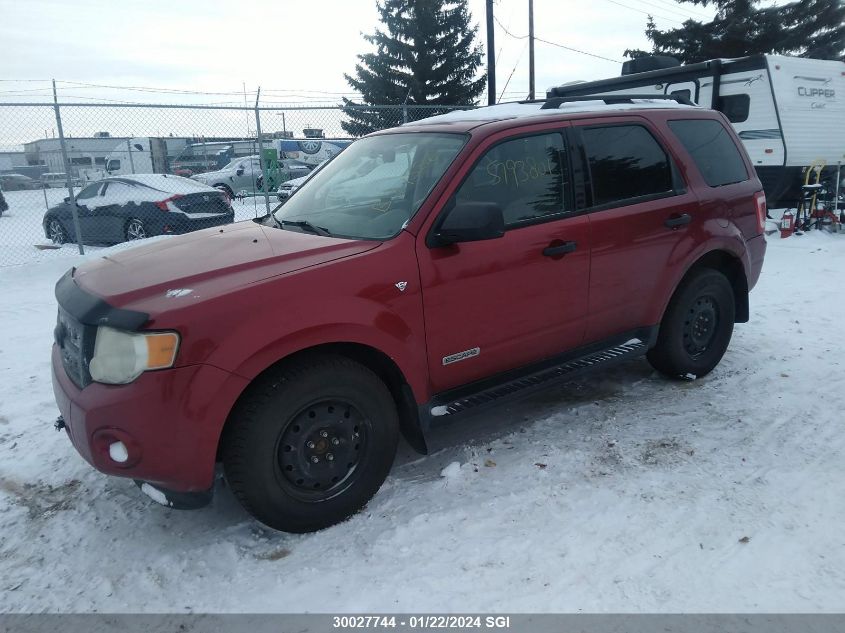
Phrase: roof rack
[{"left": 539, "top": 93, "right": 696, "bottom": 110}]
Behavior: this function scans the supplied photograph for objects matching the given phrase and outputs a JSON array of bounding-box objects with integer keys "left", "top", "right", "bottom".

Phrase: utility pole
[
  {"left": 486, "top": 0, "right": 496, "bottom": 105},
  {"left": 528, "top": 0, "right": 535, "bottom": 100}
]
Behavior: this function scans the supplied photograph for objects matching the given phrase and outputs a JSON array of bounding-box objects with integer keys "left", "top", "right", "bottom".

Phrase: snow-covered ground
[{"left": 1, "top": 225, "right": 844, "bottom": 613}]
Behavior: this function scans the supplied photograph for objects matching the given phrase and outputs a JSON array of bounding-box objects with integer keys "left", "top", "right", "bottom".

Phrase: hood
[{"left": 73, "top": 220, "right": 380, "bottom": 308}]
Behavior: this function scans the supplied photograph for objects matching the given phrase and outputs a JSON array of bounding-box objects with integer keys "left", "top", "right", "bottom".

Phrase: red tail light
[
  {"left": 753, "top": 191, "right": 767, "bottom": 234},
  {"left": 154, "top": 194, "right": 184, "bottom": 212}
]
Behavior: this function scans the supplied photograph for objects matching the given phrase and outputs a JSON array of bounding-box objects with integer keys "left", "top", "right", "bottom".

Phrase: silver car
[{"left": 192, "top": 156, "right": 310, "bottom": 197}]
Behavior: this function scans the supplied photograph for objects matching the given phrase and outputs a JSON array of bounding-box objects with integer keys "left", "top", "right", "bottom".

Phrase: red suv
[{"left": 51, "top": 96, "right": 766, "bottom": 532}]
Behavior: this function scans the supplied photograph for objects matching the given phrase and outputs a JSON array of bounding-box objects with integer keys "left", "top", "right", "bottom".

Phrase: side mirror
[
  {"left": 236, "top": 167, "right": 245, "bottom": 176},
  {"left": 431, "top": 201, "right": 505, "bottom": 247},
  {"left": 63, "top": 196, "right": 70, "bottom": 204}
]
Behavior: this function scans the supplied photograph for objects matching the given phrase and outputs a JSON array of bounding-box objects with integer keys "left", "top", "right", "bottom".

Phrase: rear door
[
  {"left": 417, "top": 128, "right": 591, "bottom": 394},
  {"left": 574, "top": 117, "right": 700, "bottom": 343}
]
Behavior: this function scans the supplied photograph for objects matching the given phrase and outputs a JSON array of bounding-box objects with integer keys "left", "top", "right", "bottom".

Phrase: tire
[
  {"left": 222, "top": 355, "right": 400, "bottom": 533},
  {"left": 125, "top": 218, "right": 147, "bottom": 241},
  {"left": 647, "top": 268, "right": 735, "bottom": 379},
  {"left": 47, "top": 219, "right": 68, "bottom": 245}
]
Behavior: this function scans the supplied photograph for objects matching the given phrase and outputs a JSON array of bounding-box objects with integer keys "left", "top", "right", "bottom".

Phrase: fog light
[{"left": 109, "top": 441, "right": 129, "bottom": 463}]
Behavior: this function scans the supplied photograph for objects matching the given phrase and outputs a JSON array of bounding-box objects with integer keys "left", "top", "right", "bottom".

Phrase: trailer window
[
  {"left": 668, "top": 119, "right": 749, "bottom": 187},
  {"left": 717, "top": 94, "right": 750, "bottom": 123}
]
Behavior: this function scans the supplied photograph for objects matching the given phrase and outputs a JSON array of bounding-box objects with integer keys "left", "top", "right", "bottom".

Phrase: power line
[
  {"left": 624, "top": 0, "right": 708, "bottom": 20},
  {"left": 58, "top": 80, "right": 256, "bottom": 96},
  {"left": 598, "top": 0, "right": 684, "bottom": 24},
  {"left": 493, "top": 15, "right": 622, "bottom": 63},
  {"left": 637, "top": 0, "right": 713, "bottom": 19}
]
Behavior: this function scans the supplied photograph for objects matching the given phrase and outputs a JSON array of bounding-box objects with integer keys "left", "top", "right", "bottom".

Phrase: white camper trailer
[
  {"left": 547, "top": 54, "right": 845, "bottom": 205},
  {"left": 81, "top": 137, "right": 190, "bottom": 181}
]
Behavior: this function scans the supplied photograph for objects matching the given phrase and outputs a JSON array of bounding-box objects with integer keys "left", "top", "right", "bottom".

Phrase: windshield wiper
[{"left": 280, "top": 219, "right": 332, "bottom": 237}]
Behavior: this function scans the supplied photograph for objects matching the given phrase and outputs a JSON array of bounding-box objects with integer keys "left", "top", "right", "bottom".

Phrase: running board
[{"left": 424, "top": 335, "right": 652, "bottom": 424}]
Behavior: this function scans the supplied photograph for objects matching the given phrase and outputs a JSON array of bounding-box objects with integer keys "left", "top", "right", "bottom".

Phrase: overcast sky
[{"left": 0, "top": 0, "right": 715, "bottom": 105}]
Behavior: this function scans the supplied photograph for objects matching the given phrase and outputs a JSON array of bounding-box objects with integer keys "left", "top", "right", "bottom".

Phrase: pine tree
[
  {"left": 625, "top": 0, "right": 845, "bottom": 64},
  {"left": 342, "top": 0, "right": 486, "bottom": 136}
]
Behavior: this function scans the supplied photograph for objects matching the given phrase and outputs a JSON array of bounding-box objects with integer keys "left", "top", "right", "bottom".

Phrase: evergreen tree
[
  {"left": 625, "top": 0, "right": 845, "bottom": 64},
  {"left": 342, "top": 0, "right": 486, "bottom": 136}
]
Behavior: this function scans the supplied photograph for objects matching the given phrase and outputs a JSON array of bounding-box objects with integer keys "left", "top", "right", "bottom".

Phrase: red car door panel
[{"left": 416, "top": 128, "right": 591, "bottom": 394}]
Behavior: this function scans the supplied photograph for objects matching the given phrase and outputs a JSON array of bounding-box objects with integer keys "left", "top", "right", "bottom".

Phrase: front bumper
[{"left": 51, "top": 344, "right": 247, "bottom": 495}]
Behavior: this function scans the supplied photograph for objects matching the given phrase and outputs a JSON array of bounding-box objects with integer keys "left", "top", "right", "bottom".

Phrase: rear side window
[
  {"left": 582, "top": 125, "right": 674, "bottom": 207},
  {"left": 717, "top": 94, "right": 750, "bottom": 123},
  {"left": 668, "top": 119, "right": 749, "bottom": 187},
  {"left": 454, "top": 132, "right": 571, "bottom": 227}
]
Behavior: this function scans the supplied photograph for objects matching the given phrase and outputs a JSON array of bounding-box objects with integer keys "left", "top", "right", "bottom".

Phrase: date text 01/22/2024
[{"left": 332, "top": 615, "right": 512, "bottom": 629}]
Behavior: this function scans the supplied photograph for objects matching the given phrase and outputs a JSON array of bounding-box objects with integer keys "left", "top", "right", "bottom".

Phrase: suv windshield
[{"left": 273, "top": 132, "right": 466, "bottom": 240}]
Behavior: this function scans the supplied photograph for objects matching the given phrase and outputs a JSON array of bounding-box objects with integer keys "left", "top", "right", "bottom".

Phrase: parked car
[
  {"left": 191, "top": 155, "right": 311, "bottom": 197},
  {"left": 41, "top": 172, "right": 83, "bottom": 188},
  {"left": 50, "top": 97, "right": 766, "bottom": 533},
  {"left": 276, "top": 149, "right": 345, "bottom": 202},
  {"left": 0, "top": 173, "right": 42, "bottom": 191},
  {"left": 0, "top": 185, "right": 7, "bottom": 216},
  {"left": 43, "top": 173, "right": 233, "bottom": 245}
]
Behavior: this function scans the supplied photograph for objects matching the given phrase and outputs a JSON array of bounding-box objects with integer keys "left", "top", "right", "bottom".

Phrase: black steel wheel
[
  {"left": 275, "top": 399, "right": 370, "bottom": 501},
  {"left": 223, "top": 355, "right": 399, "bottom": 533},
  {"left": 647, "top": 268, "right": 735, "bottom": 379}
]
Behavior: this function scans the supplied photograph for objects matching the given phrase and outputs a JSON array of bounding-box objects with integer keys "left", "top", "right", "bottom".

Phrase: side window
[
  {"left": 76, "top": 183, "right": 101, "bottom": 200},
  {"left": 582, "top": 125, "right": 674, "bottom": 207},
  {"left": 717, "top": 94, "right": 750, "bottom": 123},
  {"left": 454, "top": 132, "right": 570, "bottom": 228},
  {"left": 668, "top": 119, "right": 749, "bottom": 187}
]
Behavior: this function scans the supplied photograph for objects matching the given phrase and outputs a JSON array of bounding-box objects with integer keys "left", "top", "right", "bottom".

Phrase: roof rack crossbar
[{"left": 539, "top": 93, "right": 695, "bottom": 109}]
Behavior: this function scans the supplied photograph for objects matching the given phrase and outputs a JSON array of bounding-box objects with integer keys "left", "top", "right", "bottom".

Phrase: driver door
[
  {"left": 417, "top": 129, "right": 591, "bottom": 393},
  {"left": 73, "top": 182, "right": 103, "bottom": 242}
]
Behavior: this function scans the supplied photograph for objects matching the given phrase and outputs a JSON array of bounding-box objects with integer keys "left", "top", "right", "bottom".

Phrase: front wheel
[
  {"left": 222, "top": 355, "right": 399, "bottom": 533},
  {"left": 125, "top": 218, "right": 147, "bottom": 241},
  {"left": 647, "top": 268, "right": 735, "bottom": 379},
  {"left": 47, "top": 219, "right": 68, "bottom": 245}
]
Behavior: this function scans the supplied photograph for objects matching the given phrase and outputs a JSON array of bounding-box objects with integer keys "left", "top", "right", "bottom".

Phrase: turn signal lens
[{"left": 145, "top": 333, "right": 180, "bottom": 370}]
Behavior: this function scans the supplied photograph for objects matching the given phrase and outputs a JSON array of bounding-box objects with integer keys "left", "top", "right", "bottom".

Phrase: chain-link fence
[{"left": 0, "top": 102, "right": 472, "bottom": 267}]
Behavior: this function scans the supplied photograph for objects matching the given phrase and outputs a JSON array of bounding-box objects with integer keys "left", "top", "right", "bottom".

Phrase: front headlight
[{"left": 89, "top": 326, "right": 180, "bottom": 385}]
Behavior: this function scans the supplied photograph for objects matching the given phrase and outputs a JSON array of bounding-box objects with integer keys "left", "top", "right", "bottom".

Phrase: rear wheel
[
  {"left": 222, "top": 355, "right": 399, "bottom": 533},
  {"left": 47, "top": 219, "right": 68, "bottom": 245},
  {"left": 647, "top": 269, "right": 735, "bottom": 379},
  {"left": 125, "top": 218, "right": 147, "bottom": 241}
]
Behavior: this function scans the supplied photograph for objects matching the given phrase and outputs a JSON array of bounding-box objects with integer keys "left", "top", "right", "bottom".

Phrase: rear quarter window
[{"left": 668, "top": 119, "right": 749, "bottom": 188}]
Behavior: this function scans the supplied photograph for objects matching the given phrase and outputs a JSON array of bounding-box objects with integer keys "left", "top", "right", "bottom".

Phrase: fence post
[
  {"left": 254, "top": 88, "right": 272, "bottom": 217},
  {"left": 52, "top": 80, "right": 84, "bottom": 255},
  {"left": 127, "top": 138, "right": 136, "bottom": 174}
]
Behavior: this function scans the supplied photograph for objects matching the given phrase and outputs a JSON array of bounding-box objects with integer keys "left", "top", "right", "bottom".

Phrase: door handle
[
  {"left": 664, "top": 213, "right": 692, "bottom": 229},
  {"left": 542, "top": 241, "right": 577, "bottom": 257}
]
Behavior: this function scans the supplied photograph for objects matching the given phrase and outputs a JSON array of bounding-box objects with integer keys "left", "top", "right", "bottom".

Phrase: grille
[{"left": 55, "top": 308, "right": 95, "bottom": 389}]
